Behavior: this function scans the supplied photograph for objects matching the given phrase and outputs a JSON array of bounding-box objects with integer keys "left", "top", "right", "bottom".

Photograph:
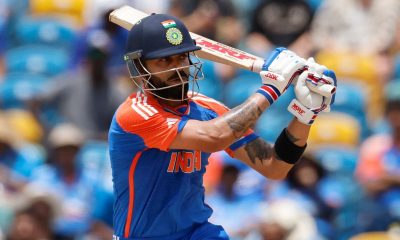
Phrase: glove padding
[
  {"left": 257, "top": 47, "right": 307, "bottom": 105},
  {"left": 288, "top": 67, "right": 337, "bottom": 125}
]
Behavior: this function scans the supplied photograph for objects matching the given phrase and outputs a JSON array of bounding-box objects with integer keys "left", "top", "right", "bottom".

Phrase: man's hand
[
  {"left": 257, "top": 47, "right": 307, "bottom": 105},
  {"left": 288, "top": 59, "right": 337, "bottom": 125}
]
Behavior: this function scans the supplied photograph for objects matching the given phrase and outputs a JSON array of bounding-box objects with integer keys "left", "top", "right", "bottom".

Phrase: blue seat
[
  {"left": 0, "top": 72, "right": 50, "bottom": 108},
  {"left": 255, "top": 111, "right": 292, "bottom": 143},
  {"left": 318, "top": 175, "right": 362, "bottom": 209},
  {"left": 331, "top": 81, "right": 370, "bottom": 139},
  {"left": 15, "top": 16, "right": 77, "bottom": 47},
  {"left": 4, "top": 45, "right": 70, "bottom": 76},
  {"left": 332, "top": 81, "right": 366, "bottom": 116},
  {"left": 223, "top": 72, "right": 261, "bottom": 108},
  {"left": 194, "top": 60, "right": 224, "bottom": 101},
  {"left": 313, "top": 147, "right": 359, "bottom": 175},
  {"left": 78, "top": 140, "right": 109, "bottom": 176}
]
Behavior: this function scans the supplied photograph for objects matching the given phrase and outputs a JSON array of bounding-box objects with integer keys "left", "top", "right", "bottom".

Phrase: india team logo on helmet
[{"left": 166, "top": 28, "right": 183, "bottom": 45}]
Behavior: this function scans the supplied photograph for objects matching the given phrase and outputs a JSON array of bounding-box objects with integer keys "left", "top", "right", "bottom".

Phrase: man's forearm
[
  {"left": 220, "top": 93, "right": 270, "bottom": 138},
  {"left": 286, "top": 117, "right": 311, "bottom": 147}
]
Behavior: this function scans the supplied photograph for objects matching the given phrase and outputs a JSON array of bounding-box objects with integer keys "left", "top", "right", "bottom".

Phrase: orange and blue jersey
[{"left": 108, "top": 92, "right": 258, "bottom": 239}]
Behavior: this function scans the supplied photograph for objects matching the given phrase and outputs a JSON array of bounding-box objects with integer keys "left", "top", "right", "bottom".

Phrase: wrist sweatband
[
  {"left": 274, "top": 128, "right": 307, "bottom": 164},
  {"left": 256, "top": 84, "right": 281, "bottom": 105}
]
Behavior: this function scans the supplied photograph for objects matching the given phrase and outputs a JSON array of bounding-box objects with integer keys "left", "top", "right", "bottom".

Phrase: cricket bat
[{"left": 109, "top": 6, "right": 265, "bottom": 72}]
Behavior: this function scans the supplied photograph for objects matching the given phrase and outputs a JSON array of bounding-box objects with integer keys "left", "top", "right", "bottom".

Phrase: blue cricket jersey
[{"left": 108, "top": 92, "right": 256, "bottom": 239}]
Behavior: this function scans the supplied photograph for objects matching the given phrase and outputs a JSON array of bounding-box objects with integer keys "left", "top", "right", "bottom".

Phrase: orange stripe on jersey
[
  {"left": 124, "top": 151, "right": 143, "bottom": 238},
  {"left": 191, "top": 94, "right": 229, "bottom": 116},
  {"left": 116, "top": 93, "right": 183, "bottom": 151}
]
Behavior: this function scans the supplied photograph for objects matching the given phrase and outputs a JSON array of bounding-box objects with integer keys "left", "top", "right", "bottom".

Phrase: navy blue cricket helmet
[{"left": 125, "top": 13, "right": 201, "bottom": 60}]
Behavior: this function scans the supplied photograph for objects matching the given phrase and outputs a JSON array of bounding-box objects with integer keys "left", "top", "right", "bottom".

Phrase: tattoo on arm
[
  {"left": 285, "top": 129, "right": 300, "bottom": 143},
  {"left": 244, "top": 138, "right": 279, "bottom": 165},
  {"left": 222, "top": 98, "right": 262, "bottom": 138}
]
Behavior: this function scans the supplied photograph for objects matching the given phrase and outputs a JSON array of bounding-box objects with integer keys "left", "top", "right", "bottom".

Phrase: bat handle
[{"left": 252, "top": 59, "right": 265, "bottom": 73}]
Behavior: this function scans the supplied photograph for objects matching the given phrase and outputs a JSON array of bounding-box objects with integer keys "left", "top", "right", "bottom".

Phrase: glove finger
[
  {"left": 306, "top": 57, "right": 327, "bottom": 77},
  {"left": 306, "top": 80, "right": 336, "bottom": 97},
  {"left": 321, "top": 95, "right": 332, "bottom": 112},
  {"left": 295, "top": 71, "right": 311, "bottom": 99}
]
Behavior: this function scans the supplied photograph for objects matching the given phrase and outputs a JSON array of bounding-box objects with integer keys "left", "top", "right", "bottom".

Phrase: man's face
[{"left": 144, "top": 53, "right": 191, "bottom": 100}]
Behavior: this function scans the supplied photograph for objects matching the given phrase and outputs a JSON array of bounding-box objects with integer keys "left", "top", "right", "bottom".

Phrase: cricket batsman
[{"left": 108, "top": 13, "right": 336, "bottom": 240}]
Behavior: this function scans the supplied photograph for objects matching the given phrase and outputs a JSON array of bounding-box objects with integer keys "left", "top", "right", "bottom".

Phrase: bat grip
[{"left": 252, "top": 59, "right": 265, "bottom": 73}]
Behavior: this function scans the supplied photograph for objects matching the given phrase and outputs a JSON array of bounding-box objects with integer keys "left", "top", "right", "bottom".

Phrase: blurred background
[{"left": 0, "top": 0, "right": 400, "bottom": 239}]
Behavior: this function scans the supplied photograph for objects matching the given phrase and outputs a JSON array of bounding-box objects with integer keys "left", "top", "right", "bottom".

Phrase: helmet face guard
[{"left": 124, "top": 51, "right": 204, "bottom": 101}]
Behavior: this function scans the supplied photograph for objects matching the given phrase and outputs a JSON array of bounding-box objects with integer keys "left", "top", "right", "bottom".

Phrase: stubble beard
[{"left": 148, "top": 71, "right": 189, "bottom": 101}]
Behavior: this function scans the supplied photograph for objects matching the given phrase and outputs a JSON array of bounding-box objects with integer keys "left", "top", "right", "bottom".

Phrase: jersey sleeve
[
  {"left": 116, "top": 99, "right": 185, "bottom": 151},
  {"left": 192, "top": 94, "right": 259, "bottom": 157}
]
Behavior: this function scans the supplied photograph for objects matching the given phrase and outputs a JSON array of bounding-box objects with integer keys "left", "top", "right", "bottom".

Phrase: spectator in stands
[
  {"left": 356, "top": 99, "right": 400, "bottom": 224},
  {"left": 44, "top": 44, "right": 127, "bottom": 139},
  {"left": 169, "top": 0, "right": 239, "bottom": 44},
  {"left": 9, "top": 188, "right": 58, "bottom": 240},
  {"left": 74, "top": 9, "right": 128, "bottom": 71},
  {"left": 311, "top": 0, "right": 400, "bottom": 55},
  {"left": 6, "top": 208, "right": 50, "bottom": 240},
  {"left": 169, "top": 0, "right": 244, "bottom": 81},
  {"left": 246, "top": 199, "right": 321, "bottom": 240},
  {"left": 207, "top": 163, "right": 263, "bottom": 238},
  {"left": 247, "top": 0, "right": 315, "bottom": 57},
  {"left": 27, "top": 124, "right": 112, "bottom": 239},
  {"left": 285, "top": 155, "right": 334, "bottom": 238},
  {"left": 0, "top": 112, "right": 43, "bottom": 192}
]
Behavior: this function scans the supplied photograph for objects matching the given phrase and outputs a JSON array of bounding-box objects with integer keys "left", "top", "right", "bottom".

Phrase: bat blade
[{"left": 109, "top": 6, "right": 264, "bottom": 72}]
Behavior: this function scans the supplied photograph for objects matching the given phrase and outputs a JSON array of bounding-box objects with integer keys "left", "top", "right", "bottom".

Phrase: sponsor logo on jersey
[{"left": 167, "top": 151, "right": 202, "bottom": 173}]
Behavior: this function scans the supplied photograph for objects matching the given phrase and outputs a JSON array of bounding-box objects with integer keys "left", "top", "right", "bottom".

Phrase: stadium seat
[
  {"left": 6, "top": 109, "right": 44, "bottom": 143},
  {"left": 332, "top": 81, "right": 370, "bottom": 139},
  {"left": 15, "top": 16, "right": 78, "bottom": 47},
  {"left": 194, "top": 60, "right": 224, "bottom": 101},
  {"left": 223, "top": 72, "right": 261, "bottom": 108},
  {"left": 4, "top": 45, "right": 70, "bottom": 76},
  {"left": 313, "top": 147, "right": 359, "bottom": 175},
  {"left": 315, "top": 51, "right": 384, "bottom": 122},
  {"left": 318, "top": 175, "right": 362, "bottom": 209},
  {"left": 308, "top": 112, "right": 361, "bottom": 149},
  {"left": 29, "top": 0, "right": 85, "bottom": 26},
  {"left": 350, "top": 232, "right": 392, "bottom": 240},
  {"left": 255, "top": 111, "right": 292, "bottom": 143},
  {"left": 0, "top": 72, "right": 50, "bottom": 108}
]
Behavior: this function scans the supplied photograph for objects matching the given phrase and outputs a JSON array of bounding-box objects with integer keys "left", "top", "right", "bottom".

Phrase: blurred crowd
[{"left": 1, "top": 0, "right": 400, "bottom": 239}]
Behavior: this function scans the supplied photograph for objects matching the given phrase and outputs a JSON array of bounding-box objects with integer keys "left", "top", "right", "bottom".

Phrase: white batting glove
[
  {"left": 288, "top": 68, "right": 337, "bottom": 125},
  {"left": 257, "top": 47, "right": 307, "bottom": 105}
]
